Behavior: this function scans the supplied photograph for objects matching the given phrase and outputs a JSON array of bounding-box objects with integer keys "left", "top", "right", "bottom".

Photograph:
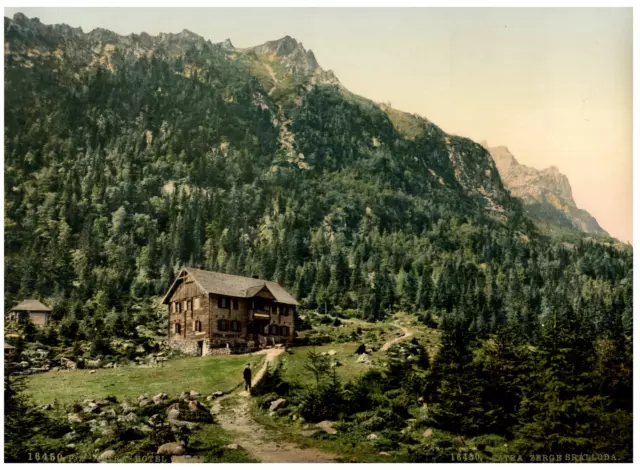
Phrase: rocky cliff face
[{"left": 482, "top": 142, "right": 608, "bottom": 236}]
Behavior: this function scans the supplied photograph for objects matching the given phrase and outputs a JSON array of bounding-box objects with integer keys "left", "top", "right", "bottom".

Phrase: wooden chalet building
[
  {"left": 162, "top": 267, "right": 298, "bottom": 355},
  {"left": 8, "top": 300, "right": 52, "bottom": 328}
]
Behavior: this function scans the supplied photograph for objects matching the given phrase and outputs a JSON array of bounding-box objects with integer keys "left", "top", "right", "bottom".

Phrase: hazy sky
[{"left": 5, "top": 7, "right": 633, "bottom": 242}]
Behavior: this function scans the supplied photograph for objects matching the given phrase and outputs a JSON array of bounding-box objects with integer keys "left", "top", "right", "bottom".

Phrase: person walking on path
[{"left": 243, "top": 363, "right": 252, "bottom": 392}]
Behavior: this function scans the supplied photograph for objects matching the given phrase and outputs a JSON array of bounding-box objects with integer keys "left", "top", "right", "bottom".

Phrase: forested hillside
[{"left": 4, "top": 12, "right": 633, "bottom": 461}]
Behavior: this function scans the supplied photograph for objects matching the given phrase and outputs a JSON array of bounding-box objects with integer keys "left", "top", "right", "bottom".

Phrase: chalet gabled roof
[
  {"left": 10, "top": 299, "right": 52, "bottom": 312},
  {"left": 161, "top": 267, "right": 299, "bottom": 306}
]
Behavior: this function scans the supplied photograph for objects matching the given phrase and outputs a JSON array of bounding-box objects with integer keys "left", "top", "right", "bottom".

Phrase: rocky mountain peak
[
  {"left": 248, "top": 35, "right": 323, "bottom": 77},
  {"left": 484, "top": 142, "right": 607, "bottom": 236}
]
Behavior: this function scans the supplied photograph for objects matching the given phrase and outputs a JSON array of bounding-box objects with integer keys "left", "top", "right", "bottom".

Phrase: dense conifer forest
[{"left": 4, "top": 14, "right": 633, "bottom": 462}]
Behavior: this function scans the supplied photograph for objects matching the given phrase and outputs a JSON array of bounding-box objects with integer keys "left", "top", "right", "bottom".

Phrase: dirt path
[
  {"left": 213, "top": 348, "right": 338, "bottom": 463},
  {"left": 381, "top": 322, "right": 413, "bottom": 351}
]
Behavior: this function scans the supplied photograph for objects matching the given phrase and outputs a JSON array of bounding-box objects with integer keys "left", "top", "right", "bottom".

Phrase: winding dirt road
[
  {"left": 381, "top": 322, "right": 413, "bottom": 351},
  {"left": 213, "top": 348, "right": 338, "bottom": 463}
]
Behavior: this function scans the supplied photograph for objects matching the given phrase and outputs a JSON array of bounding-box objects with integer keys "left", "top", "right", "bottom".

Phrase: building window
[
  {"left": 194, "top": 297, "right": 200, "bottom": 310},
  {"left": 230, "top": 320, "right": 241, "bottom": 332},
  {"left": 195, "top": 320, "right": 202, "bottom": 332},
  {"left": 218, "top": 319, "right": 229, "bottom": 331},
  {"left": 176, "top": 302, "right": 182, "bottom": 313},
  {"left": 280, "top": 325, "right": 289, "bottom": 336},
  {"left": 175, "top": 322, "right": 182, "bottom": 334},
  {"left": 187, "top": 299, "right": 192, "bottom": 311},
  {"left": 268, "top": 324, "right": 279, "bottom": 335},
  {"left": 232, "top": 299, "right": 239, "bottom": 310},
  {"left": 281, "top": 306, "right": 289, "bottom": 316},
  {"left": 218, "top": 296, "right": 229, "bottom": 309}
]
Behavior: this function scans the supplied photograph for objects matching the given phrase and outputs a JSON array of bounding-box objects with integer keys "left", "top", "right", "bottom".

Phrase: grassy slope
[{"left": 25, "top": 354, "right": 259, "bottom": 405}]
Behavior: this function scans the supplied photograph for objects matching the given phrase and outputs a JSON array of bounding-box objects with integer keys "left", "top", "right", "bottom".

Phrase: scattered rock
[
  {"left": 167, "top": 409, "right": 180, "bottom": 420},
  {"left": 367, "top": 433, "right": 377, "bottom": 440},
  {"left": 179, "top": 391, "right": 191, "bottom": 401},
  {"left": 269, "top": 398, "right": 287, "bottom": 412},
  {"left": 327, "top": 349, "right": 337, "bottom": 356},
  {"left": 356, "top": 353, "right": 372, "bottom": 364},
  {"left": 138, "top": 399, "right": 151, "bottom": 407},
  {"left": 84, "top": 402, "right": 100, "bottom": 414},
  {"left": 365, "top": 348, "right": 374, "bottom": 354},
  {"left": 153, "top": 392, "right": 168, "bottom": 404},
  {"left": 189, "top": 391, "right": 200, "bottom": 398},
  {"left": 188, "top": 400, "right": 202, "bottom": 412},
  {"left": 212, "top": 391, "right": 224, "bottom": 397},
  {"left": 317, "top": 420, "right": 338, "bottom": 435},
  {"left": 98, "top": 449, "right": 116, "bottom": 462},
  {"left": 378, "top": 451, "right": 391, "bottom": 457},
  {"left": 320, "top": 352, "right": 327, "bottom": 356},
  {"left": 225, "top": 443, "right": 243, "bottom": 451},
  {"left": 68, "top": 413, "right": 83, "bottom": 424},
  {"left": 123, "top": 412, "right": 138, "bottom": 423},
  {"left": 332, "top": 361, "right": 343, "bottom": 367},
  {"left": 41, "top": 403, "right": 53, "bottom": 411},
  {"left": 100, "top": 408, "right": 117, "bottom": 418},
  {"left": 138, "top": 394, "right": 149, "bottom": 402},
  {"left": 89, "top": 370, "right": 96, "bottom": 374},
  {"left": 121, "top": 402, "right": 137, "bottom": 413},
  {"left": 423, "top": 428, "right": 433, "bottom": 438},
  {"left": 157, "top": 442, "right": 186, "bottom": 456}
]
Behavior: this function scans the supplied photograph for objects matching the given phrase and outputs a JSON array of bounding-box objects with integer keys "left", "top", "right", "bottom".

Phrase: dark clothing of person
[{"left": 243, "top": 367, "right": 252, "bottom": 391}]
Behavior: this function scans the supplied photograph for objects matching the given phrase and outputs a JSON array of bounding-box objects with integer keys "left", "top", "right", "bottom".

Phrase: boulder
[
  {"left": 225, "top": 443, "right": 243, "bottom": 450},
  {"left": 179, "top": 391, "right": 191, "bottom": 401},
  {"left": 41, "top": 403, "right": 53, "bottom": 411},
  {"left": 84, "top": 402, "right": 100, "bottom": 414},
  {"left": 98, "top": 449, "right": 116, "bottom": 462},
  {"left": 89, "top": 370, "right": 96, "bottom": 374},
  {"left": 378, "top": 452, "right": 391, "bottom": 457},
  {"left": 123, "top": 412, "right": 138, "bottom": 423},
  {"left": 138, "top": 394, "right": 149, "bottom": 402},
  {"left": 212, "top": 391, "right": 225, "bottom": 397},
  {"left": 153, "top": 392, "right": 168, "bottom": 404},
  {"left": 138, "top": 398, "right": 151, "bottom": 407},
  {"left": 269, "top": 398, "right": 287, "bottom": 412},
  {"left": 332, "top": 361, "right": 343, "bottom": 367},
  {"left": 168, "top": 419, "right": 198, "bottom": 432},
  {"left": 317, "top": 420, "right": 338, "bottom": 435},
  {"left": 167, "top": 409, "right": 180, "bottom": 420},
  {"left": 327, "top": 349, "right": 337, "bottom": 356},
  {"left": 67, "top": 413, "right": 83, "bottom": 424},
  {"left": 121, "top": 402, "right": 137, "bottom": 413},
  {"left": 367, "top": 433, "right": 377, "bottom": 440},
  {"left": 189, "top": 391, "right": 200, "bottom": 398},
  {"left": 157, "top": 442, "right": 187, "bottom": 456},
  {"left": 188, "top": 400, "right": 203, "bottom": 412},
  {"left": 356, "top": 353, "right": 371, "bottom": 364},
  {"left": 320, "top": 352, "right": 327, "bottom": 356},
  {"left": 100, "top": 408, "right": 117, "bottom": 418},
  {"left": 423, "top": 428, "right": 433, "bottom": 438}
]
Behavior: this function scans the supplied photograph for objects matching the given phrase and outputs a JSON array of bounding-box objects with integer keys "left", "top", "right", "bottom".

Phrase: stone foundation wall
[{"left": 168, "top": 339, "right": 201, "bottom": 356}]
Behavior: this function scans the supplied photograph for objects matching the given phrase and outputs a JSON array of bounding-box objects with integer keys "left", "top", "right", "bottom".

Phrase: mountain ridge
[{"left": 482, "top": 142, "right": 608, "bottom": 237}]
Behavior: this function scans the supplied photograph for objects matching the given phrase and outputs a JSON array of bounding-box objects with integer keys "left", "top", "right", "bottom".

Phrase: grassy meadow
[{"left": 25, "top": 354, "right": 261, "bottom": 405}]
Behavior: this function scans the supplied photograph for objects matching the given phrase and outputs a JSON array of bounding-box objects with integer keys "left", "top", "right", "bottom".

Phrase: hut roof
[
  {"left": 10, "top": 299, "right": 52, "bottom": 312},
  {"left": 162, "top": 267, "right": 299, "bottom": 306}
]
